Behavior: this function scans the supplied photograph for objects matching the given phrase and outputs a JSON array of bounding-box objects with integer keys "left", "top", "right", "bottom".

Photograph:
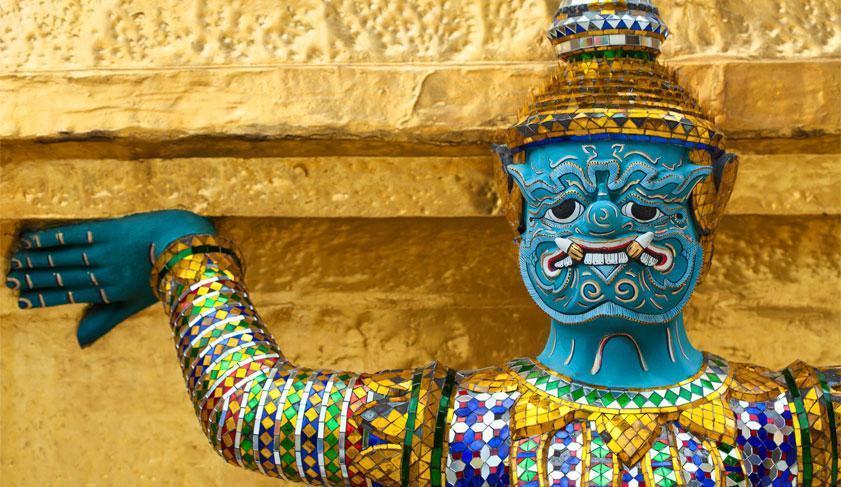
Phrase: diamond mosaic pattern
[
  {"left": 513, "top": 435, "right": 542, "bottom": 487},
  {"left": 587, "top": 426, "right": 615, "bottom": 486},
  {"left": 319, "top": 373, "right": 353, "bottom": 485},
  {"left": 672, "top": 423, "right": 717, "bottom": 486},
  {"left": 620, "top": 464, "right": 646, "bottom": 487},
  {"left": 595, "top": 412, "right": 660, "bottom": 466},
  {"left": 509, "top": 356, "right": 729, "bottom": 410},
  {"left": 296, "top": 372, "right": 331, "bottom": 482},
  {"left": 546, "top": 422, "right": 584, "bottom": 486},
  {"left": 156, "top": 235, "right": 379, "bottom": 484},
  {"left": 547, "top": 0, "right": 668, "bottom": 58},
  {"left": 730, "top": 394, "right": 798, "bottom": 485},
  {"left": 254, "top": 366, "right": 285, "bottom": 477},
  {"left": 647, "top": 430, "right": 678, "bottom": 487},
  {"left": 715, "top": 442, "right": 745, "bottom": 486},
  {"left": 342, "top": 382, "right": 371, "bottom": 486},
  {"left": 446, "top": 390, "right": 518, "bottom": 486},
  {"left": 234, "top": 377, "right": 267, "bottom": 468}
]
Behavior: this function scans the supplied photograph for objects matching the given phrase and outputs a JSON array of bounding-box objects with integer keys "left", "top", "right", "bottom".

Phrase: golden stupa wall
[{"left": 1, "top": 1, "right": 839, "bottom": 484}]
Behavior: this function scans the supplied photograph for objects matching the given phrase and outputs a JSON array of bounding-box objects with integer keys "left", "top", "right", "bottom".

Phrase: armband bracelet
[{"left": 150, "top": 234, "right": 244, "bottom": 299}]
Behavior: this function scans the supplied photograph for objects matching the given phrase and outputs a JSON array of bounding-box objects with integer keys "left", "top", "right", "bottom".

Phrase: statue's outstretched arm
[
  {"left": 151, "top": 232, "right": 356, "bottom": 482},
  {"left": 5, "top": 210, "right": 453, "bottom": 485}
]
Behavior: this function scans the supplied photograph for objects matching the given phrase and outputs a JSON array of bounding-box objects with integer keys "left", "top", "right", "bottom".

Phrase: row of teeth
[
  {"left": 639, "top": 253, "right": 658, "bottom": 267},
  {"left": 583, "top": 252, "right": 629, "bottom": 266},
  {"left": 555, "top": 252, "right": 649, "bottom": 269},
  {"left": 552, "top": 233, "right": 659, "bottom": 270}
]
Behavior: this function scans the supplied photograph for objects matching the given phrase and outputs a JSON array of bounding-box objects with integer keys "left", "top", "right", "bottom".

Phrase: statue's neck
[{"left": 536, "top": 314, "right": 703, "bottom": 388}]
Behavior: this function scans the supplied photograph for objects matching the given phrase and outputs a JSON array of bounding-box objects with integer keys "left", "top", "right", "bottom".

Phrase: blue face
[{"left": 507, "top": 141, "right": 711, "bottom": 324}]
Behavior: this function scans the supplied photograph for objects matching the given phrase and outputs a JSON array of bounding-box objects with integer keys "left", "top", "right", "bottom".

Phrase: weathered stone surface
[
  {"left": 688, "top": 215, "right": 841, "bottom": 366},
  {"left": 0, "top": 156, "right": 497, "bottom": 218},
  {"left": 720, "top": 61, "right": 841, "bottom": 138},
  {"left": 3, "top": 61, "right": 837, "bottom": 141},
  {"left": 2, "top": 152, "right": 838, "bottom": 218},
  {"left": 1, "top": 215, "right": 839, "bottom": 485},
  {"left": 1, "top": 0, "right": 838, "bottom": 73},
  {"left": 0, "top": 64, "right": 536, "bottom": 140},
  {"left": 726, "top": 153, "right": 841, "bottom": 215}
]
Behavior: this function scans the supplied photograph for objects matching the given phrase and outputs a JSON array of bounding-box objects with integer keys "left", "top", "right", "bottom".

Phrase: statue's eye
[
  {"left": 545, "top": 199, "right": 584, "bottom": 224},
  {"left": 621, "top": 202, "right": 661, "bottom": 222}
]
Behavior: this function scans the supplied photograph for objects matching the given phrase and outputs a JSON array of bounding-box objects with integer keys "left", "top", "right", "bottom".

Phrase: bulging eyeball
[
  {"left": 621, "top": 202, "right": 661, "bottom": 223},
  {"left": 545, "top": 199, "right": 585, "bottom": 224}
]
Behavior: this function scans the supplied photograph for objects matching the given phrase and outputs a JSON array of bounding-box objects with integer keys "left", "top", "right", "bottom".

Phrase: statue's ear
[
  {"left": 690, "top": 151, "right": 740, "bottom": 278},
  {"left": 492, "top": 144, "right": 516, "bottom": 192},
  {"left": 712, "top": 152, "right": 739, "bottom": 192},
  {"left": 492, "top": 144, "right": 533, "bottom": 194},
  {"left": 690, "top": 151, "right": 740, "bottom": 233},
  {"left": 492, "top": 143, "right": 514, "bottom": 166},
  {"left": 492, "top": 144, "right": 529, "bottom": 236}
]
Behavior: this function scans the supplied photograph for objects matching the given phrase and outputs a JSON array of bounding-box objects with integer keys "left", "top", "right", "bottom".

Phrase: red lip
[
  {"left": 644, "top": 247, "right": 669, "bottom": 267},
  {"left": 578, "top": 242, "right": 630, "bottom": 253},
  {"left": 546, "top": 251, "right": 569, "bottom": 270}
]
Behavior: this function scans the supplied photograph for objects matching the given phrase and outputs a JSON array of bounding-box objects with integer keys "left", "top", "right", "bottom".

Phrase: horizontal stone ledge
[
  {"left": 2, "top": 60, "right": 838, "bottom": 142},
  {"left": 1, "top": 153, "right": 838, "bottom": 219},
  {"left": 2, "top": 134, "right": 839, "bottom": 163}
]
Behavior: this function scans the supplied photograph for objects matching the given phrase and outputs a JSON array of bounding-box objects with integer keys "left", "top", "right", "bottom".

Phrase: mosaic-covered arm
[
  {"left": 778, "top": 361, "right": 841, "bottom": 485},
  {"left": 152, "top": 234, "right": 457, "bottom": 486}
]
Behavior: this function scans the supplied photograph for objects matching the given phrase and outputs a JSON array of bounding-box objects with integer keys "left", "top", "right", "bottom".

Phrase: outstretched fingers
[
  {"left": 6, "top": 223, "right": 131, "bottom": 311},
  {"left": 17, "top": 287, "right": 113, "bottom": 309},
  {"left": 6, "top": 268, "right": 106, "bottom": 291},
  {"left": 18, "top": 226, "right": 97, "bottom": 250},
  {"left": 10, "top": 247, "right": 99, "bottom": 270}
]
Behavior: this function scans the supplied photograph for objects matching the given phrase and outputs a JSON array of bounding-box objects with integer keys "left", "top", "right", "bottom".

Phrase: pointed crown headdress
[{"left": 495, "top": 0, "right": 739, "bottom": 276}]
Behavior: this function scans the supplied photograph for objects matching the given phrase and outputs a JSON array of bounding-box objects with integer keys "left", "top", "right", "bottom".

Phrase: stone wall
[{"left": 1, "top": 0, "right": 839, "bottom": 484}]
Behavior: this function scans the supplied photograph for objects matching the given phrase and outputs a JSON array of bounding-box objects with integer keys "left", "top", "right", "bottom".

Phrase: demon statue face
[
  {"left": 490, "top": 0, "right": 740, "bottom": 327},
  {"left": 506, "top": 141, "right": 711, "bottom": 325}
]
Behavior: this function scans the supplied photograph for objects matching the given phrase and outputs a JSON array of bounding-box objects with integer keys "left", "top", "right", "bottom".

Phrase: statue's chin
[{"left": 534, "top": 300, "right": 684, "bottom": 325}]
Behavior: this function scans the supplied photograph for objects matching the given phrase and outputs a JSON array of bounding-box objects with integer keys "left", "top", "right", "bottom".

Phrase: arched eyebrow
[
  {"left": 546, "top": 157, "right": 594, "bottom": 191},
  {"left": 549, "top": 155, "right": 580, "bottom": 169},
  {"left": 615, "top": 163, "right": 712, "bottom": 201},
  {"left": 513, "top": 153, "right": 590, "bottom": 198},
  {"left": 520, "top": 148, "right": 709, "bottom": 203},
  {"left": 623, "top": 150, "right": 661, "bottom": 165}
]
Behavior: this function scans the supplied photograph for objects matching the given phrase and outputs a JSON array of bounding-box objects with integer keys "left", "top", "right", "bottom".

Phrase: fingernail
[
  {"left": 20, "top": 239, "right": 31, "bottom": 249},
  {"left": 6, "top": 278, "right": 19, "bottom": 290},
  {"left": 18, "top": 298, "right": 31, "bottom": 309},
  {"left": 10, "top": 259, "right": 22, "bottom": 270}
]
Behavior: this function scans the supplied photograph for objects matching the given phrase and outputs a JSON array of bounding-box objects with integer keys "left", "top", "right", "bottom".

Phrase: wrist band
[{"left": 150, "top": 234, "right": 243, "bottom": 297}]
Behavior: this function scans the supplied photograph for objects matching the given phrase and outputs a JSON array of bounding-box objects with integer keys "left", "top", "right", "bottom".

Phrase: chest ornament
[{"left": 505, "top": 355, "right": 775, "bottom": 467}]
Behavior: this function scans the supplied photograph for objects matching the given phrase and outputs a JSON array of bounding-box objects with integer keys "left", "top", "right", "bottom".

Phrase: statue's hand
[{"left": 5, "top": 210, "right": 215, "bottom": 346}]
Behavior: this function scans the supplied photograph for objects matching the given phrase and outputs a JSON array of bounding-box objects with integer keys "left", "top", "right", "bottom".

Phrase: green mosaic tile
[{"left": 509, "top": 355, "right": 730, "bottom": 410}]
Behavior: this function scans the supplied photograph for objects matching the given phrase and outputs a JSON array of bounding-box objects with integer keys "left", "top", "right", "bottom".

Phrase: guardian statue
[{"left": 6, "top": 1, "right": 839, "bottom": 485}]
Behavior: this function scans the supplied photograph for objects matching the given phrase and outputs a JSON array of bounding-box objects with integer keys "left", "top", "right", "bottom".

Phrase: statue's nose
[{"left": 585, "top": 200, "right": 622, "bottom": 234}]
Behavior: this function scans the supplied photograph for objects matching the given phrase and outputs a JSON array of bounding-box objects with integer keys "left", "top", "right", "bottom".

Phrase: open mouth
[{"left": 541, "top": 233, "right": 673, "bottom": 277}]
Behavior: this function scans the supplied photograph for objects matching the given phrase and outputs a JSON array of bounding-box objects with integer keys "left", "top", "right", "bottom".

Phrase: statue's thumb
[{"left": 76, "top": 301, "right": 149, "bottom": 348}]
